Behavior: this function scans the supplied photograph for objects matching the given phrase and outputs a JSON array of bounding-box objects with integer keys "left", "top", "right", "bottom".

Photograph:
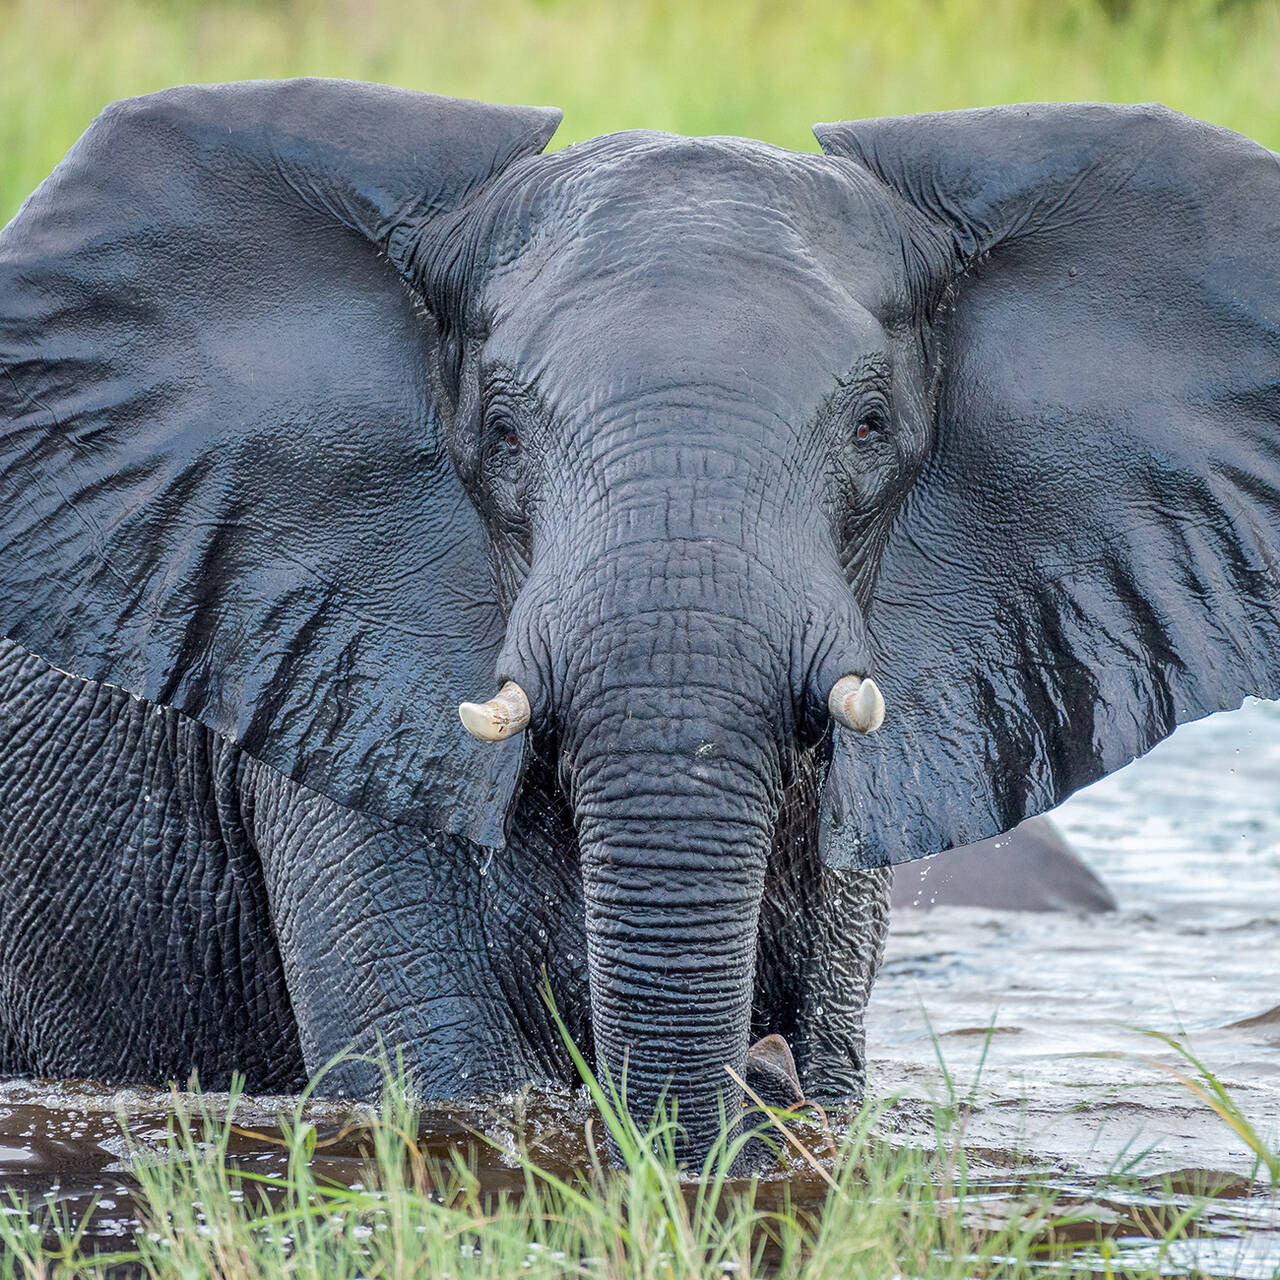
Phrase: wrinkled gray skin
[
  {"left": 452, "top": 137, "right": 920, "bottom": 1146},
  {"left": 2, "top": 126, "right": 911, "bottom": 1152},
  {"left": 460, "top": 136, "right": 918, "bottom": 1147},
  {"left": 3, "top": 85, "right": 1279, "bottom": 1167},
  {"left": 0, "top": 634, "right": 888, "bottom": 1131}
]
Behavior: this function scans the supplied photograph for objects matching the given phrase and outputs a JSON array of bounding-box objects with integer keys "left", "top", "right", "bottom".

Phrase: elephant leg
[
  {"left": 753, "top": 755, "right": 893, "bottom": 1105},
  {"left": 0, "top": 637, "right": 303, "bottom": 1089},
  {"left": 782, "top": 862, "right": 892, "bottom": 1104},
  {"left": 0, "top": 1020, "right": 22, "bottom": 1074},
  {"left": 238, "top": 751, "right": 590, "bottom": 1100}
]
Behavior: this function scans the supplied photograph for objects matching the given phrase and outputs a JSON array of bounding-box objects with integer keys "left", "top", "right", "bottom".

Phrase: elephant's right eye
[
  {"left": 483, "top": 404, "right": 523, "bottom": 463},
  {"left": 850, "top": 395, "right": 890, "bottom": 446},
  {"left": 476, "top": 396, "right": 534, "bottom": 537}
]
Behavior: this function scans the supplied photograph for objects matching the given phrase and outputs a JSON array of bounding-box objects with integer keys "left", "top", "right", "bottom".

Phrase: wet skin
[
  {"left": 1, "top": 82, "right": 1279, "bottom": 1161},
  {"left": 0, "top": 636, "right": 890, "bottom": 1114}
]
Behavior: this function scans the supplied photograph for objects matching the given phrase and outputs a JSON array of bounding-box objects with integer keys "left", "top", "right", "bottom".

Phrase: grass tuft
[{"left": 0, "top": 1024, "right": 1274, "bottom": 1277}]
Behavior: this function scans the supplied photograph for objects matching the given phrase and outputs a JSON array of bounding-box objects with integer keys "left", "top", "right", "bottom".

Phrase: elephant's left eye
[{"left": 855, "top": 412, "right": 886, "bottom": 442}]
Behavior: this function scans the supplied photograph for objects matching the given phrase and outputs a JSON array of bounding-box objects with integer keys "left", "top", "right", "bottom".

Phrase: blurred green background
[{"left": 3, "top": 0, "right": 1279, "bottom": 221}]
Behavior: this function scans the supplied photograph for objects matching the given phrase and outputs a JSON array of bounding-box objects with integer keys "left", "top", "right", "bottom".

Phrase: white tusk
[
  {"left": 459, "top": 681, "right": 531, "bottom": 742},
  {"left": 827, "top": 675, "right": 886, "bottom": 734}
]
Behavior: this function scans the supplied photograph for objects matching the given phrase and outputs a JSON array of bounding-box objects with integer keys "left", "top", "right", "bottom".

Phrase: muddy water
[{"left": 1, "top": 702, "right": 1279, "bottom": 1273}]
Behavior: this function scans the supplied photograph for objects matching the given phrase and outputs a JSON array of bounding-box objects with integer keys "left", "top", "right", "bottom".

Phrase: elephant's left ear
[{"left": 814, "top": 103, "right": 1280, "bottom": 870}]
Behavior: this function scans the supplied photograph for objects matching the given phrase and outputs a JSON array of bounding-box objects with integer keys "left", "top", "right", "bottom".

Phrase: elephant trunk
[
  {"left": 543, "top": 541, "right": 798, "bottom": 1159},
  {"left": 573, "top": 711, "right": 777, "bottom": 1155},
  {"left": 480, "top": 425, "right": 878, "bottom": 1158}
]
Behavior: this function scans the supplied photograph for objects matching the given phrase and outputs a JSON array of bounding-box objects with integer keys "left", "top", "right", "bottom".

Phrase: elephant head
[{"left": 2, "top": 82, "right": 1278, "bottom": 1158}]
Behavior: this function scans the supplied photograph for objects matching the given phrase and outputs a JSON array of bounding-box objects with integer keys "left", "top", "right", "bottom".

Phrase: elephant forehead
[
  {"left": 482, "top": 151, "right": 894, "bottom": 399},
  {"left": 522, "top": 129, "right": 882, "bottom": 218},
  {"left": 505, "top": 250, "right": 878, "bottom": 352},
  {"left": 483, "top": 131, "right": 911, "bottom": 302}
]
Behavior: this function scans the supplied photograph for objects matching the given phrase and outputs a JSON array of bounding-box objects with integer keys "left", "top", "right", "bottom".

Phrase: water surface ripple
[{"left": 872, "top": 697, "right": 1280, "bottom": 1274}]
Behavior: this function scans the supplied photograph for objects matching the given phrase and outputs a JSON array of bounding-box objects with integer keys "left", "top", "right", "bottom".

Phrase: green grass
[
  {"left": 3, "top": 0, "right": 1280, "bottom": 223},
  {"left": 0, "top": 1039, "right": 1272, "bottom": 1279}
]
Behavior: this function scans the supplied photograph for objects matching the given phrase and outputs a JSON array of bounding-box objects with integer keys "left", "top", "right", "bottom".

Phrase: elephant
[
  {"left": 1, "top": 79, "right": 1278, "bottom": 1164},
  {"left": 890, "top": 816, "right": 1117, "bottom": 913}
]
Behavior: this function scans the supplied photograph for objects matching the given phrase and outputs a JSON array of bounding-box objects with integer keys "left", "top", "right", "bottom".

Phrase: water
[
  {"left": 1, "top": 702, "right": 1278, "bottom": 1272},
  {"left": 872, "top": 697, "right": 1280, "bottom": 1274}
]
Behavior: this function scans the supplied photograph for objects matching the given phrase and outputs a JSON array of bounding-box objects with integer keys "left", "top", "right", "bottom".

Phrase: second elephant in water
[
  {"left": 0, "top": 81, "right": 1278, "bottom": 1162},
  {"left": 891, "top": 817, "right": 1116, "bottom": 913}
]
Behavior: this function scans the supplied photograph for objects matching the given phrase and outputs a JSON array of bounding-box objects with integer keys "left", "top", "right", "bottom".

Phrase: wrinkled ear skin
[
  {"left": 0, "top": 79, "right": 561, "bottom": 848},
  {"left": 815, "top": 103, "right": 1280, "bottom": 869}
]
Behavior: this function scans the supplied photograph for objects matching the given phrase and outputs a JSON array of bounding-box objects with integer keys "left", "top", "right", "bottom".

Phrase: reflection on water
[{"left": 1, "top": 702, "right": 1278, "bottom": 1272}]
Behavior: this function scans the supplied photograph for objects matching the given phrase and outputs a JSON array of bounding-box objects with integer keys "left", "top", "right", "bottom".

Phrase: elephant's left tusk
[
  {"left": 828, "top": 675, "right": 886, "bottom": 734},
  {"left": 459, "top": 681, "right": 531, "bottom": 742}
]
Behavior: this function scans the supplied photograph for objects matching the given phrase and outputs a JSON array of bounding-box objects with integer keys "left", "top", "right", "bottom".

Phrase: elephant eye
[
  {"left": 852, "top": 400, "right": 889, "bottom": 443},
  {"left": 484, "top": 402, "right": 521, "bottom": 458}
]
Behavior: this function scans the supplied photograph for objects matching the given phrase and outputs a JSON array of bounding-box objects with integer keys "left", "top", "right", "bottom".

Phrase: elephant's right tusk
[
  {"left": 828, "top": 675, "right": 886, "bottom": 734},
  {"left": 459, "top": 681, "right": 531, "bottom": 742}
]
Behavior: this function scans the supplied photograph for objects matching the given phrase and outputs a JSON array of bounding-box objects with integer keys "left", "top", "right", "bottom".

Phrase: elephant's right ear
[{"left": 0, "top": 79, "right": 561, "bottom": 847}]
